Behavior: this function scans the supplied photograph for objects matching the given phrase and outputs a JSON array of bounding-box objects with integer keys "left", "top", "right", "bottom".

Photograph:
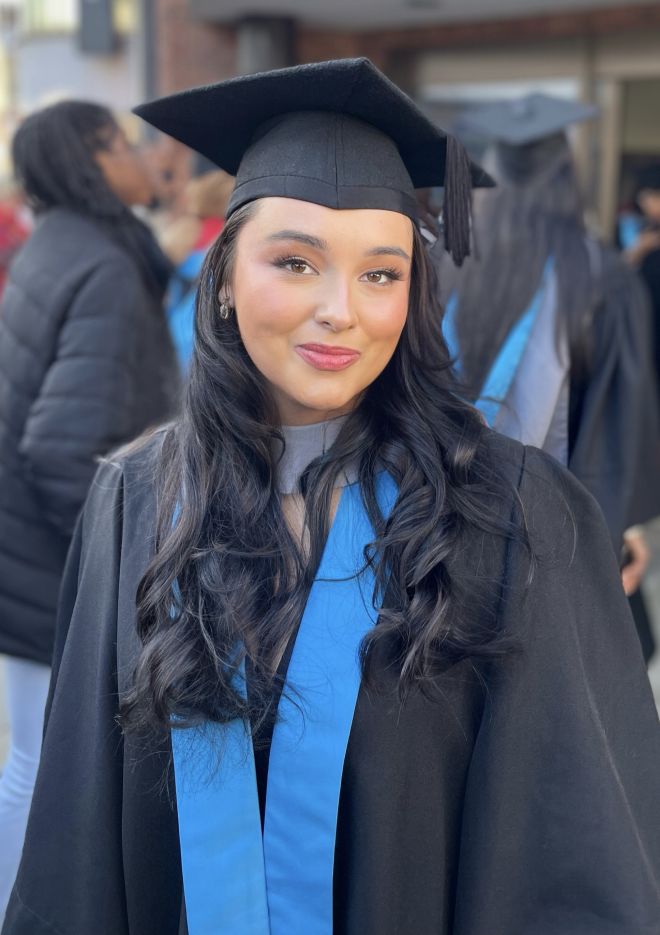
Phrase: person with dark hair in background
[
  {"left": 0, "top": 100, "right": 180, "bottom": 919},
  {"left": 442, "top": 96, "right": 660, "bottom": 619},
  {"left": 5, "top": 63, "right": 660, "bottom": 935}
]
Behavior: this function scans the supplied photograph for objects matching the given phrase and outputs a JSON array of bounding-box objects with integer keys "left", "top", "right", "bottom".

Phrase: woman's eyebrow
[
  {"left": 264, "top": 230, "right": 411, "bottom": 262},
  {"left": 364, "top": 245, "right": 411, "bottom": 261},
  {"left": 265, "top": 230, "right": 328, "bottom": 250}
]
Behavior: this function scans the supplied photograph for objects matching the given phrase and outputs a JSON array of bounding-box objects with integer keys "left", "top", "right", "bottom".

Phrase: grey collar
[{"left": 275, "top": 415, "right": 356, "bottom": 496}]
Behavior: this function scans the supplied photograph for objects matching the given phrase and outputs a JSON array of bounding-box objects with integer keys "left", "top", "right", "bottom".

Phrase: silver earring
[{"left": 219, "top": 301, "right": 233, "bottom": 320}]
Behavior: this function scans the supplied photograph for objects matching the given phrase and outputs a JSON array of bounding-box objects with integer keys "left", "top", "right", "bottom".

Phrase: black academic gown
[
  {"left": 639, "top": 245, "right": 660, "bottom": 405},
  {"left": 4, "top": 432, "right": 660, "bottom": 935},
  {"left": 567, "top": 245, "right": 660, "bottom": 548}
]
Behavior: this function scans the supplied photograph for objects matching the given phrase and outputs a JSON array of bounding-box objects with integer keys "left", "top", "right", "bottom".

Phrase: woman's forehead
[{"left": 244, "top": 197, "right": 414, "bottom": 245}]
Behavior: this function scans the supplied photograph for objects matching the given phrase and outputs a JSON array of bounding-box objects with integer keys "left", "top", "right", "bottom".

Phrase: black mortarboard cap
[
  {"left": 455, "top": 93, "right": 597, "bottom": 147},
  {"left": 134, "top": 58, "right": 492, "bottom": 265}
]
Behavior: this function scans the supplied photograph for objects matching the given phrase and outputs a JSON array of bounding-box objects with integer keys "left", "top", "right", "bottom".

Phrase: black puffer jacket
[{"left": 0, "top": 208, "right": 180, "bottom": 664}]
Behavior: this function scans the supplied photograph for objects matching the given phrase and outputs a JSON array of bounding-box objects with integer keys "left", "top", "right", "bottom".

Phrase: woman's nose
[{"left": 313, "top": 280, "right": 357, "bottom": 331}]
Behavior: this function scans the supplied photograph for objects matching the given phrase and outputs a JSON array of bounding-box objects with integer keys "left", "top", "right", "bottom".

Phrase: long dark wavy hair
[
  {"left": 12, "top": 100, "right": 170, "bottom": 298},
  {"left": 447, "top": 132, "right": 600, "bottom": 401},
  {"left": 120, "top": 201, "right": 526, "bottom": 735}
]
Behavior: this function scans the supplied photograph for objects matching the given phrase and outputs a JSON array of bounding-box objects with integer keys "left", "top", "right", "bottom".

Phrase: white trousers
[{"left": 0, "top": 656, "right": 50, "bottom": 924}]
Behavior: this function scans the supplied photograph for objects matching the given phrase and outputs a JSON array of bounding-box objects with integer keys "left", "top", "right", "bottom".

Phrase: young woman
[
  {"left": 0, "top": 101, "right": 180, "bottom": 920},
  {"left": 4, "top": 60, "right": 660, "bottom": 935}
]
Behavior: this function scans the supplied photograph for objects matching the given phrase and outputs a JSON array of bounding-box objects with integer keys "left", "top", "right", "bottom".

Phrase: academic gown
[
  {"left": 4, "top": 431, "right": 660, "bottom": 935},
  {"left": 437, "top": 241, "right": 660, "bottom": 551},
  {"left": 567, "top": 245, "right": 660, "bottom": 549}
]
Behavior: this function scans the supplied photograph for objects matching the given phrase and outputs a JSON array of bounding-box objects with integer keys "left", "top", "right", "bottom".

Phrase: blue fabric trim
[
  {"left": 618, "top": 214, "right": 643, "bottom": 251},
  {"left": 264, "top": 474, "right": 397, "bottom": 935},
  {"left": 477, "top": 257, "right": 554, "bottom": 425},
  {"left": 442, "top": 291, "right": 461, "bottom": 373},
  {"left": 172, "top": 717, "right": 270, "bottom": 935},
  {"left": 179, "top": 249, "right": 206, "bottom": 280},
  {"left": 443, "top": 258, "right": 554, "bottom": 426},
  {"left": 165, "top": 248, "right": 207, "bottom": 371},
  {"left": 172, "top": 474, "right": 397, "bottom": 935}
]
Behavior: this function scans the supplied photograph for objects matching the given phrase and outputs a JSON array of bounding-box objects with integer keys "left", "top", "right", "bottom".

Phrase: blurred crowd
[{"left": 1, "top": 84, "right": 660, "bottom": 923}]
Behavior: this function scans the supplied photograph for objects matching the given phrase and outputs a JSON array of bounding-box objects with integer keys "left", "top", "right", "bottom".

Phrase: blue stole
[
  {"left": 618, "top": 213, "right": 643, "bottom": 251},
  {"left": 172, "top": 473, "right": 398, "bottom": 934},
  {"left": 443, "top": 257, "right": 555, "bottom": 426}
]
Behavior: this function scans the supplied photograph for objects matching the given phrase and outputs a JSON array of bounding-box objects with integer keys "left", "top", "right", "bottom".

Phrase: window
[
  {"left": 21, "top": 0, "right": 135, "bottom": 36},
  {"left": 23, "top": 0, "right": 77, "bottom": 34}
]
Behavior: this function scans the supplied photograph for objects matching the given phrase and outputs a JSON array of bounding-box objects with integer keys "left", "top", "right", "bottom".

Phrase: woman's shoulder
[
  {"left": 479, "top": 429, "right": 610, "bottom": 555},
  {"left": 85, "top": 426, "right": 170, "bottom": 523}
]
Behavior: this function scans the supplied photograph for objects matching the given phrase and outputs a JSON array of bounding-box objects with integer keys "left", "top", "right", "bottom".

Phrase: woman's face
[
  {"left": 94, "top": 125, "right": 155, "bottom": 208},
  {"left": 230, "top": 198, "right": 413, "bottom": 425}
]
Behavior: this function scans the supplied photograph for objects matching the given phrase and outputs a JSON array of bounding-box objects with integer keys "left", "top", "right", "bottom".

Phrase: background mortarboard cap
[
  {"left": 455, "top": 93, "right": 598, "bottom": 147},
  {"left": 135, "top": 58, "right": 493, "bottom": 265}
]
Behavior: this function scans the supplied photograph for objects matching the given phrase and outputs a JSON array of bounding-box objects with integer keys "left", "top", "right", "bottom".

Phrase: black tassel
[{"left": 443, "top": 134, "right": 473, "bottom": 267}]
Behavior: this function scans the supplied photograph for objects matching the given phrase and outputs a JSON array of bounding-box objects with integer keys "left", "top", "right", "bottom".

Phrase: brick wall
[
  {"left": 155, "top": 2, "right": 660, "bottom": 89},
  {"left": 299, "top": 3, "right": 660, "bottom": 73},
  {"left": 363, "top": 3, "right": 660, "bottom": 57},
  {"left": 154, "top": 0, "right": 236, "bottom": 94},
  {"left": 149, "top": 0, "right": 660, "bottom": 207}
]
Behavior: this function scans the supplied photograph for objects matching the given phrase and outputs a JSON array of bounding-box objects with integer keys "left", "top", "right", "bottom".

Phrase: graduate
[
  {"left": 5, "top": 60, "right": 660, "bottom": 935},
  {"left": 443, "top": 94, "right": 660, "bottom": 553}
]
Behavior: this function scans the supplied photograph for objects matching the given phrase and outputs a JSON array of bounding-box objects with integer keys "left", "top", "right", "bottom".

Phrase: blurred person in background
[
  {"left": 441, "top": 96, "right": 660, "bottom": 661},
  {"left": 160, "top": 161, "right": 234, "bottom": 370},
  {"left": 0, "top": 183, "right": 30, "bottom": 300},
  {"left": 0, "top": 100, "right": 180, "bottom": 920},
  {"left": 621, "top": 164, "right": 660, "bottom": 406}
]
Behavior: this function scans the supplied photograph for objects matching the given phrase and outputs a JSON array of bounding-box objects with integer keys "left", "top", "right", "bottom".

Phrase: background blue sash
[{"left": 443, "top": 257, "right": 555, "bottom": 425}]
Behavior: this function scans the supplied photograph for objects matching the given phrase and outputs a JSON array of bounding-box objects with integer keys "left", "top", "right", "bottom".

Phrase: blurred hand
[
  {"left": 624, "top": 230, "right": 660, "bottom": 267},
  {"left": 621, "top": 527, "right": 651, "bottom": 596}
]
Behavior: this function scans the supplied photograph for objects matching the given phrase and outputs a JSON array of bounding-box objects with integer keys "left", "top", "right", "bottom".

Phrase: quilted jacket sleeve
[{"left": 18, "top": 256, "right": 143, "bottom": 535}]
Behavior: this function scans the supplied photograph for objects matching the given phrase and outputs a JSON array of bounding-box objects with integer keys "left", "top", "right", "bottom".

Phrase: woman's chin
[{"left": 277, "top": 388, "right": 361, "bottom": 423}]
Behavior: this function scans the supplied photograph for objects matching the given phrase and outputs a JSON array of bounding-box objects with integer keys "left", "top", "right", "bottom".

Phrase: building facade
[
  {"left": 1, "top": 1, "right": 660, "bottom": 234},
  {"left": 148, "top": 0, "right": 660, "bottom": 236}
]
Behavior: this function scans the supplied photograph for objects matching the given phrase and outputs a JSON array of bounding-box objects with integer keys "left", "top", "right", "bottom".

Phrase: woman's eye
[
  {"left": 275, "top": 256, "right": 315, "bottom": 275},
  {"left": 361, "top": 269, "right": 400, "bottom": 285}
]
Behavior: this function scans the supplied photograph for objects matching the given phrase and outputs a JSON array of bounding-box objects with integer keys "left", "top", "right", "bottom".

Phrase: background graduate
[
  {"left": 442, "top": 94, "right": 660, "bottom": 554},
  {"left": 5, "top": 60, "right": 660, "bottom": 935}
]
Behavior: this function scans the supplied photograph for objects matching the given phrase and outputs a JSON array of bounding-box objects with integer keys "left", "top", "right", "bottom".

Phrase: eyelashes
[
  {"left": 364, "top": 267, "right": 404, "bottom": 284},
  {"left": 272, "top": 255, "right": 405, "bottom": 283},
  {"left": 273, "top": 255, "right": 314, "bottom": 275}
]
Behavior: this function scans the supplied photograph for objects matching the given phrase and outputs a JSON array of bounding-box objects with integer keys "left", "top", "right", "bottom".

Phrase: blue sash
[
  {"left": 443, "top": 257, "right": 555, "bottom": 425},
  {"left": 172, "top": 473, "right": 398, "bottom": 934},
  {"left": 618, "top": 213, "right": 643, "bottom": 251}
]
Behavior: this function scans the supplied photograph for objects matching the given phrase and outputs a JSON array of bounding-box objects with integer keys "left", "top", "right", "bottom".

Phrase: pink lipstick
[{"left": 295, "top": 343, "right": 361, "bottom": 372}]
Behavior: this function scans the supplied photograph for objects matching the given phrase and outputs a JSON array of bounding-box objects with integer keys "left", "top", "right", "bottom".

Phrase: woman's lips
[{"left": 295, "top": 344, "right": 361, "bottom": 372}]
